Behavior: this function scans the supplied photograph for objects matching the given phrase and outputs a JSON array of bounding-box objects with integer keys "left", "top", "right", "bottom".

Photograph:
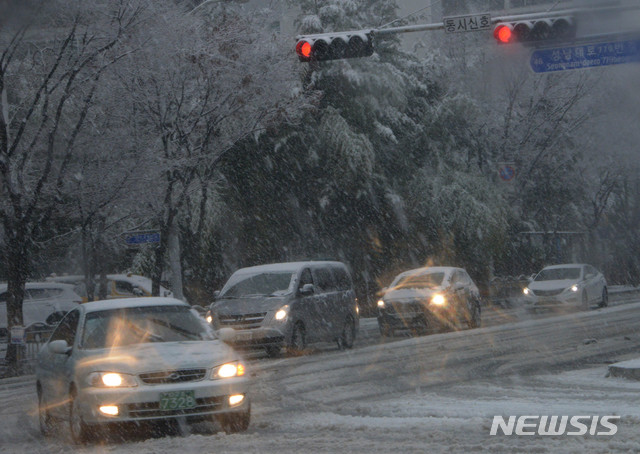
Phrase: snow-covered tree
[{"left": 0, "top": 0, "right": 143, "bottom": 368}]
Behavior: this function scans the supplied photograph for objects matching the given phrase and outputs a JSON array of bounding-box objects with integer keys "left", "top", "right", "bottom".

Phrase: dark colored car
[{"left": 377, "top": 266, "right": 481, "bottom": 336}]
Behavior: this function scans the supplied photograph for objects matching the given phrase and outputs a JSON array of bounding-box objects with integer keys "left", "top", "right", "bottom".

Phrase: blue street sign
[
  {"left": 124, "top": 231, "right": 161, "bottom": 245},
  {"left": 530, "top": 38, "right": 640, "bottom": 73}
]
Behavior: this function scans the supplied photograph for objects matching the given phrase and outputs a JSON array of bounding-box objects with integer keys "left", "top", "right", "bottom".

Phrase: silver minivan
[{"left": 206, "top": 261, "right": 359, "bottom": 356}]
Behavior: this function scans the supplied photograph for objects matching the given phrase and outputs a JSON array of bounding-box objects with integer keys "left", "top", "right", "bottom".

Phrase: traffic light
[
  {"left": 493, "top": 16, "right": 576, "bottom": 45},
  {"left": 295, "top": 30, "right": 374, "bottom": 62}
]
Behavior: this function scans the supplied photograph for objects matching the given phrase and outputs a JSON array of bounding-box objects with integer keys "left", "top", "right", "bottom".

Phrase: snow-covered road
[{"left": 3, "top": 298, "right": 640, "bottom": 453}]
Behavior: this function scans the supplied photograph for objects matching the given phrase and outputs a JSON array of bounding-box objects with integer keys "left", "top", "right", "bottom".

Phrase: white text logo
[{"left": 489, "top": 415, "right": 620, "bottom": 436}]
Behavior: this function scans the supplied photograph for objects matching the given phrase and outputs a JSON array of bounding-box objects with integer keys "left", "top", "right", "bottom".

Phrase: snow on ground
[{"left": 3, "top": 365, "right": 640, "bottom": 453}]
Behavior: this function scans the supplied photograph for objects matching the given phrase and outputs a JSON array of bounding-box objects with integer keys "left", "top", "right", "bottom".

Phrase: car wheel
[
  {"left": 218, "top": 407, "right": 251, "bottom": 434},
  {"left": 264, "top": 345, "right": 281, "bottom": 358},
  {"left": 37, "top": 384, "right": 53, "bottom": 437},
  {"left": 379, "top": 322, "right": 393, "bottom": 338},
  {"left": 338, "top": 316, "right": 355, "bottom": 350},
  {"left": 599, "top": 287, "right": 609, "bottom": 308},
  {"left": 69, "top": 388, "right": 92, "bottom": 444},
  {"left": 467, "top": 300, "right": 481, "bottom": 329},
  {"left": 287, "top": 323, "right": 306, "bottom": 356},
  {"left": 582, "top": 291, "right": 589, "bottom": 311}
]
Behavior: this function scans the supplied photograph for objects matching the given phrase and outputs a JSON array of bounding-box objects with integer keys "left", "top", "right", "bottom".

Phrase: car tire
[
  {"left": 264, "top": 345, "right": 281, "bottom": 358},
  {"left": 37, "top": 384, "right": 53, "bottom": 437},
  {"left": 287, "top": 323, "right": 306, "bottom": 356},
  {"left": 582, "top": 291, "right": 589, "bottom": 311},
  {"left": 467, "top": 300, "right": 481, "bottom": 329},
  {"left": 379, "top": 322, "right": 393, "bottom": 338},
  {"left": 218, "top": 406, "right": 251, "bottom": 434},
  {"left": 599, "top": 287, "right": 609, "bottom": 308},
  {"left": 338, "top": 316, "right": 355, "bottom": 350},
  {"left": 69, "top": 388, "right": 93, "bottom": 444}
]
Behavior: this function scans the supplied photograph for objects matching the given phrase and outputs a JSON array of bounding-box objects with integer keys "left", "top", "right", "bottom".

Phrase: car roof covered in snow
[
  {"left": 81, "top": 297, "right": 188, "bottom": 313},
  {"left": 231, "top": 261, "right": 347, "bottom": 275},
  {"left": 394, "top": 266, "right": 461, "bottom": 279},
  {"left": 0, "top": 281, "right": 77, "bottom": 291},
  {"left": 541, "top": 264, "right": 585, "bottom": 270}
]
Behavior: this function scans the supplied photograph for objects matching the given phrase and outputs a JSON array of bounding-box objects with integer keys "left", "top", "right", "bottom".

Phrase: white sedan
[
  {"left": 36, "top": 297, "right": 250, "bottom": 444},
  {"left": 523, "top": 264, "right": 608, "bottom": 310}
]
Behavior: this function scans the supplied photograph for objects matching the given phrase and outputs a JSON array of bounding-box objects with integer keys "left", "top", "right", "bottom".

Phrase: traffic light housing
[
  {"left": 295, "top": 30, "right": 374, "bottom": 62},
  {"left": 493, "top": 16, "right": 576, "bottom": 45}
]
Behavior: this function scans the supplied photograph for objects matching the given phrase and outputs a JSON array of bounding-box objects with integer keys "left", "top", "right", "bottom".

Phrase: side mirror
[
  {"left": 299, "top": 283, "right": 315, "bottom": 296},
  {"left": 213, "top": 290, "right": 220, "bottom": 300},
  {"left": 217, "top": 327, "right": 236, "bottom": 343},
  {"left": 49, "top": 339, "right": 71, "bottom": 355}
]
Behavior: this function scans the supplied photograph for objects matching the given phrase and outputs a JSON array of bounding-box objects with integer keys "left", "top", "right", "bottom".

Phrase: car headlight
[
  {"left": 523, "top": 287, "right": 530, "bottom": 295},
  {"left": 205, "top": 310, "right": 213, "bottom": 324},
  {"left": 87, "top": 372, "right": 137, "bottom": 388},
  {"left": 211, "top": 361, "right": 246, "bottom": 379},
  {"left": 431, "top": 294, "right": 446, "bottom": 306},
  {"left": 570, "top": 284, "right": 579, "bottom": 292},
  {"left": 274, "top": 305, "right": 289, "bottom": 321},
  {"left": 377, "top": 299, "right": 385, "bottom": 308}
]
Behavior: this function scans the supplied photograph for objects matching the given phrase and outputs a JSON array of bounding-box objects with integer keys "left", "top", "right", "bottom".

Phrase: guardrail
[{"left": 0, "top": 324, "right": 54, "bottom": 378}]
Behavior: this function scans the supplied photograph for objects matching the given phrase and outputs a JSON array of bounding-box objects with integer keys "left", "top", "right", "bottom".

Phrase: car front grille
[
  {"left": 218, "top": 312, "right": 267, "bottom": 329},
  {"left": 139, "top": 368, "right": 207, "bottom": 385},
  {"left": 127, "top": 396, "right": 223, "bottom": 418},
  {"left": 387, "top": 301, "right": 424, "bottom": 317},
  {"left": 532, "top": 289, "right": 564, "bottom": 297}
]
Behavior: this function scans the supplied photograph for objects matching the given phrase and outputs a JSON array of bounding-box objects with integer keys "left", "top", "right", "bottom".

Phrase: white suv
[{"left": 0, "top": 282, "right": 82, "bottom": 335}]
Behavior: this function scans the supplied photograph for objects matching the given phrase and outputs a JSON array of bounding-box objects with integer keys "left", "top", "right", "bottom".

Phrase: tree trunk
[
  {"left": 167, "top": 224, "right": 184, "bottom": 300},
  {"left": 3, "top": 228, "right": 29, "bottom": 373}
]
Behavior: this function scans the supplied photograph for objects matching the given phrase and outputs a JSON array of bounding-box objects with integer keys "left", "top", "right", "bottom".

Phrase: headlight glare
[
  {"left": 377, "top": 299, "right": 385, "bottom": 308},
  {"left": 523, "top": 287, "right": 530, "bottom": 295},
  {"left": 212, "top": 361, "right": 245, "bottom": 379},
  {"left": 275, "top": 305, "right": 289, "bottom": 321},
  {"left": 87, "top": 372, "right": 137, "bottom": 388},
  {"left": 431, "top": 294, "right": 446, "bottom": 306},
  {"left": 571, "top": 284, "right": 578, "bottom": 292}
]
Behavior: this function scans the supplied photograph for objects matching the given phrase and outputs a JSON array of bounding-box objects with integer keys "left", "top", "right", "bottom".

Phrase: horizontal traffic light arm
[{"left": 296, "top": 3, "right": 640, "bottom": 60}]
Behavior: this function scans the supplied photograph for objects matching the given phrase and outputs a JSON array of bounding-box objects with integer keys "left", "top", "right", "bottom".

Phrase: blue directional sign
[
  {"left": 530, "top": 38, "right": 640, "bottom": 73},
  {"left": 124, "top": 231, "right": 161, "bottom": 246}
]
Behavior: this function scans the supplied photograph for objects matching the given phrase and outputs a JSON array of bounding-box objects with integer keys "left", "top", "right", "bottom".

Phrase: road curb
[{"left": 608, "top": 359, "right": 640, "bottom": 380}]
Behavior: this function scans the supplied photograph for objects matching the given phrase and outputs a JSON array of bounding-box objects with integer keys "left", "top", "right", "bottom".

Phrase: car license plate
[
  {"left": 159, "top": 390, "right": 196, "bottom": 410},
  {"left": 236, "top": 331, "right": 253, "bottom": 342}
]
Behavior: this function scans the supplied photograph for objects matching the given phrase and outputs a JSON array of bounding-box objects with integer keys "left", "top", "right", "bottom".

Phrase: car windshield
[
  {"left": 219, "top": 272, "right": 295, "bottom": 298},
  {"left": 81, "top": 306, "right": 210, "bottom": 349},
  {"left": 535, "top": 268, "right": 582, "bottom": 281},
  {"left": 394, "top": 272, "right": 445, "bottom": 289}
]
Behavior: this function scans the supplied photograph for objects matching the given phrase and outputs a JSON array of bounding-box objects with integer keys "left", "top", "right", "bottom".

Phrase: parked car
[
  {"left": 0, "top": 282, "right": 82, "bottom": 336},
  {"left": 46, "top": 273, "right": 173, "bottom": 302},
  {"left": 523, "top": 263, "right": 608, "bottom": 310},
  {"left": 35, "top": 297, "right": 250, "bottom": 444},
  {"left": 206, "top": 261, "right": 359, "bottom": 357},
  {"left": 377, "top": 266, "right": 482, "bottom": 336}
]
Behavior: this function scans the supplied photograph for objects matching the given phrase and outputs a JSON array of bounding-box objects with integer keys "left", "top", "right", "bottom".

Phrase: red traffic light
[
  {"left": 296, "top": 40, "right": 312, "bottom": 59},
  {"left": 494, "top": 24, "right": 513, "bottom": 44}
]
